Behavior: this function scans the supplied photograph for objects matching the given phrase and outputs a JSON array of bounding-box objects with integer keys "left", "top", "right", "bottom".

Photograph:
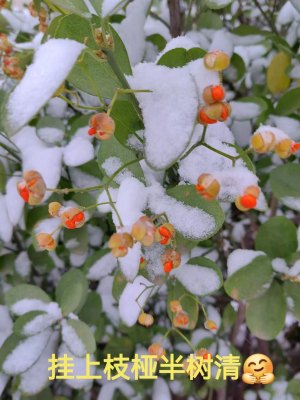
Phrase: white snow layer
[
  {"left": 19, "top": 331, "right": 59, "bottom": 395},
  {"left": 172, "top": 263, "right": 221, "bottom": 295},
  {"left": 87, "top": 252, "right": 118, "bottom": 280},
  {"left": 119, "top": 275, "right": 153, "bottom": 327},
  {"left": 227, "top": 249, "right": 265, "bottom": 277},
  {"left": 114, "top": 0, "right": 150, "bottom": 65},
  {"left": 5, "top": 176, "right": 24, "bottom": 226},
  {"left": 63, "top": 137, "right": 94, "bottom": 167},
  {"left": 0, "top": 306, "right": 13, "bottom": 347},
  {"left": 0, "top": 195, "right": 13, "bottom": 242},
  {"left": 148, "top": 183, "right": 216, "bottom": 240},
  {"left": 61, "top": 320, "right": 86, "bottom": 357},
  {"left": 152, "top": 378, "right": 171, "bottom": 400},
  {"left": 6, "top": 39, "right": 85, "bottom": 134},
  {"left": 119, "top": 242, "right": 142, "bottom": 281},
  {"left": 127, "top": 62, "right": 198, "bottom": 170},
  {"left": 2, "top": 328, "right": 52, "bottom": 375}
]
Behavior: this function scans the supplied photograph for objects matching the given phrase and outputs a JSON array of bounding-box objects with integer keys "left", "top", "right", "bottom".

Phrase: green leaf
[
  {"left": 0, "top": 333, "right": 24, "bottom": 372},
  {"left": 224, "top": 53, "right": 246, "bottom": 82},
  {"left": 89, "top": 0, "right": 102, "bottom": 15},
  {"left": 231, "top": 25, "right": 264, "bottom": 36},
  {"left": 78, "top": 292, "right": 102, "bottom": 325},
  {"left": 56, "top": 269, "right": 88, "bottom": 316},
  {"left": 284, "top": 281, "right": 300, "bottom": 320},
  {"left": 28, "top": 245, "right": 55, "bottom": 275},
  {"left": 173, "top": 256, "right": 223, "bottom": 296},
  {"left": 51, "top": 0, "right": 91, "bottom": 15},
  {"left": 25, "top": 206, "right": 49, "bottom": 232},
  {"left": 255, "top": 216, "right": 298, "bottom": 260},
  {"left": 0, "top": 160, "right": 6, "bottom": 193},
  {"left": 270, "top": 163, "right": 300, "bottom": 211},
  {"left": 112, "top": 269, "right": 127, "bottom": 301},
  {"left": 267, "top": 52, "right": 291, "bottom": 94},
  {"left": 205, "top": 0, "right": 233, "bottom": 9},
  {"left": 276, "top": 88, "right": 300, "bottom": 116},
  {"left": 167, "top": 279, "right": 199, "bottom": 330},
  {"left": 227, "top": 143, "right": 255, "bottom": 173},
  {"left": 197, "top": 11, "right": 223, "bottom": 29},
  {"left": 5, "top": 284, "right": 50, "bottom": 311},
  {"left": 146, "top": 34, "right": 167, "bottom": 52},
  {"left": 246, "top": 281, "right": 286, "bottom": 340},
  {"left": 63, "top": 319, "right": 96, "bottom": 356},
  {"left": 63, "top": 226, "right": 89, "bottom": 257},
  {"left": 97, "top": 136, "right": 144, "bottom": 184},
  {"left": 224, "top": 253, "right": 273, "bottom": 301},
  {"left": 110, "top": 100, "right": 144, "bottom": 146},
  {"left": 47, "top": 14, "right": 97, "bottom": 49},
  {"left": 104, "top": 336, "right": 134, "bottom": 358},
  {"left": 157, "top": 47, "right": 206, "bottom": 67},
  {"left": 166, "top": 185, "right": 225, "bottom": 241}
]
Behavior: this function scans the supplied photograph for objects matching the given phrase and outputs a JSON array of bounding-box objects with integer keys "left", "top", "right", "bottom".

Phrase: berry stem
[
  {"left": 82, "top": 201, "right": 115, "bottom": 211},
  {"left": 173, "top": 328, "right": 196, "bottom": 353},
  {"left": 105, "top": 186, "right": 123, "bottom": 227},
  {"left": 59, "top": 95, "right": 105, "bottom": 111},
  {"left": 107, "top": 88, "right": 152, "bottom": 117},
  {"left": 179, "top": 293, "right": 208, "bottom": 320},
  {"left": 135, "top": 283, "right": 156, "bottom": 311}
]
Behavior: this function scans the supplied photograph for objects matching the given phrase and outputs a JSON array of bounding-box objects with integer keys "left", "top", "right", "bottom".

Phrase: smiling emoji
[{"left": 242, "top": 354, "right": 274, "bottom": 385}]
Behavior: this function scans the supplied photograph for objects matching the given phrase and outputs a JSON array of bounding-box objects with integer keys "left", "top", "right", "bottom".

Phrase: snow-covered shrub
[{"left": 0, "top": 0, "right": 300, "bottom": 399}]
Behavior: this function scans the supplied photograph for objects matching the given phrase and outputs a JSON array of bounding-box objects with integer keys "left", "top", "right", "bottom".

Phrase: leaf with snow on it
[
  {"left": 86, "top": 249, "right": 117, "bottom": 281},
  {"left": 152, "top": 378, "right": 171, "bottom": 400},
  {"left": 148, "top": 183, "right": 224, "bottom": 241},
  {"left": 172, "top": 257, "right": 223, "bottom": 296},
  {"left": 61, "top": 319, "right": 96, "bottom": 357},
  {"left": 119, "top": 242, "right": 142, "bottom": 282},
  {"left": 64, "top": 137, "right": 94, "bottom": 167},
  {"left": 0, "top": 329, "right": 52, "bottom": 375},
  {"left": 0, "top": 306, "right": 13, "bottom": 348},
  {"left": 0, "top": 195, "right": 13, "bottom": 243},
  {"left": 119, "top": 275, "right": 154, "bottom": 327},
  {"left": 14, "top": 306, "right": 62, "bottom": 336},
  {"left": 58, "top": 343, "right": 95, "bottom": 390},
  {"left": 128, "top": 63, "right": 198, "bottom": 170},
  {"left": 114, "top": 0, "right": 150, "bottom": 65},
  {"left": 6, "top": 39, "right": 85, "bottom": 135},
  {"left": 5, "top": 284, "right": 51, "bottom": 315},
  {"left": 5, "top": 177, "right": 24, "bottom": 226},
  {"left": 19, "top": 331, "right": 59, "bottom": 396}
]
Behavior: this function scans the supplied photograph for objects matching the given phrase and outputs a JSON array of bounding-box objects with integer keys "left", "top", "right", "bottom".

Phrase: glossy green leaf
[
  {"left": 5, "top": 284, "right": 50, "bottom": 310},
  {"left": 157, "top": 47, "right": 206, "bottom": 67},
  {"left": 284, "top": 281, "right": 300, "bottom": 320},
  {"left": 276, "top": 88, "right": 300, "bottom": 116},
  {"left": 246, "top": 281, "right": 286, "bottom": 340},
  {"left": 63, "top": 319, "right": 96, "bottom": 356},
  {"left": 56, "top": 269, "right": 88, "bottom": 315},
  {"left": 270, "top": 163, "right": 300, "bottom": 211},
  {"left": 255, "top": 217, "right": 298, "bottom": 260}
]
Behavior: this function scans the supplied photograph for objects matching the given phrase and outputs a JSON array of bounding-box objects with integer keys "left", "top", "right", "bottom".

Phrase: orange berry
[
  {"left": 196, "top": 348, "right": 212, "bottom": 359},
  {"left": 88, "top": 113, "right": 115, "bottom": 141},
  {"left": 164, "top": 261, "right": 173, "bottom": 273},
  {"left": 203, "top": 85, "right": 225, "bottom": 104},
  {"left": 219, "top": 102, "right": 231, "bottom": 122},
  {"left": 108, "top": 232, "right": 134, "bottom": 258},
  {"left": 148, "top": 343, "right": 166, "bottom": 360},
  {"left": 48, "top": 202, "right": 62, "bottom": 217},
  {"left": 204, "top": 51, "right": 230, "bottom": 71},
  {"left": 155, "top": 223, "right": 176, "bottom": 245},
  {"left": 204, "top": 319, "right": 218, "bottom": 331},
  {"left": 17, "top": 170, "right": 46, "bottom": 205},
  {"left": 173, "top": 310, "right": 189, "bottom": 328},
  {"left": 196, "top": 173, "right": 220, "bottom": 200},
  {"left": 138, "top": 312, "right": 154, "bottom": 327},
  {"left": 251, "top": 131, "right": 276, "bottom": 153},
  {"left": 198, "top": 107, "right": 217, "bottom": 125},
  {"left": 291, "top": 143, "right": 300, "bottom": 153},
  {"left": 131, "top": 216, "right": 156, "bottom": 247},
  {"left": 0, "top": 33, "right": 12, "bottom": 54},
  {"left": 61, "top": 208, "right": 85, "bottom": 229},
  {"left": 240, "top": 194, "right": 257, "bottom": 209},
  {"left": 274, "top": 138, "right": 293, "bottom": 159},
  {"left": 235, "top": 185, "right": 260, "bottom": 211},
  {"left": 36, "top": 233, "right": 57, "bottom": 251},
  {"left": 169, "top": 300, "right": 182, "bottom": 313},
  {"left": 161, "top": 249, "right": 181, "bottom": 272}
]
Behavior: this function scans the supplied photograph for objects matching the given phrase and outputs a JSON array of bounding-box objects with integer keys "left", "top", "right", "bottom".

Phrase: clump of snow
[
  {"left": 281, "top": 197, "right": 300, "bottom": 211},
  {"left": 102, "top": 157, "right": 134, "bottom": 184},
  {"left": 87, "top": 252, "right": 118, "bottom": 280},
  {"left": 119, "top": 242, "right": 141, "bottom": 281},
  {"left": 113, "top": 178, "right": 147, "bottom": 228},
  {"left": 0, "top": 195, "right": 13, "bottom": 243},
  {"left": 272, "top": 258, "right": 288, "bottom": 274},
  {"left": 97, "top": 276, "right": 119, "bottom": 326},
  {"left": 102, "top": 0, "right": 122, "bottom": 16},
  {"left": 152, "top": 378, "right": 171, "bottom": 400},
  {"left": 114, "top": 0, "right": 150, "bottom": 65},
  {"left": 63, "top": 137, "right": 94, "bottom": 167},
  {"left": 34, "top": 218, "right": 61, "bottom": 240},
  {"left": 127, "top": 63, "right": 198, "bottom": 170},
  {"left": 209, "top": 30, "right": 234, "bottom": 57},
  {"left": 156, "top": 36, "right": 197, "bottom": 60},
  {"left": 148, "top": 183, "right": 216, "bottom": 240},
  {"left": 254, "top": 125, "right": 288, "bottom": 143},
  {"left": 11, "top": 299, "right": 54, "bottom": 316},
  {"left": 22, "top": 307, "right": 62, "bottom": 335},
  {"left": 97, "top": 381, "right": 135, "bottom": 400},
  {"left": 19, "top": 331, "right": 59, "bottom": 396},
  {"left": 61, "top": 320, "right": 86, "bottom": 357},
  {"left": 227, "top": 249, "right": 265, "bottom": 277},
  {"left": 38, "top": 127, "right": 64, "bottom": 145},
  {"left": 6, "top": 39, "right": 85, "bottom": 134},
  {"left": 119, "top": 275, "right": 154, "bottom": 327},
  {"left": 5, "top": 176, "right": 24, "bottom": 226},
  {"left": 13, "top": 127, "right": 63, "bottom": 200},
  {"left": 46, "top": 98, "right": 68, "bottom": 118},
  {"left": 172, "top": 262, "right": 221, "bottom": 295},
  {"left": 2, "top": 328, "right": 52, "bottom": 375},
  {"left": 230, "top": 101, "right": 261, "bottom": 120},
  {"left": 269, "top": 115, "right": 300, "bottom": 141}
]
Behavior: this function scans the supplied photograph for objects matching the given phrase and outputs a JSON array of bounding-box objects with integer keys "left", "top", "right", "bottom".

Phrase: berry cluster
[
  {"left": 0, "top": 34, "right": 24, "bottom": 80},
  {"left": 28, "top": 2, "right": 48, "bottom": 32}
]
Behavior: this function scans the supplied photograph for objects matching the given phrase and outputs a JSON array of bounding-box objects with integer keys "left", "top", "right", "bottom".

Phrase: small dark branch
[
  {"left": 168, "top": 0, "right": 182, "bottom": 37},
  {"left": 230, "top": 301, "right": 246, "bottom": 345},
  {"left": 269, "top": 194, "right": 278, "bottom": 217}
]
